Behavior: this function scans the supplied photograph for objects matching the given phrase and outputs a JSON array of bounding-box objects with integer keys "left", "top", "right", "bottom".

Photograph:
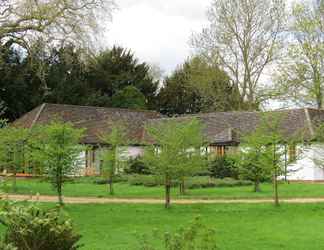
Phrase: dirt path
[{"left": 3, "top": 194, "right": 324, "bottom": 204}]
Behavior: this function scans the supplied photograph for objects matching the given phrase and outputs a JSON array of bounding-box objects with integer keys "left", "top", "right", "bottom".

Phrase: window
[
  {"left": 210, "top": 146, "right": 226, "bottom": 157},
  {"left": 288, "top": 144, "right": 297, "bottom": 163}
]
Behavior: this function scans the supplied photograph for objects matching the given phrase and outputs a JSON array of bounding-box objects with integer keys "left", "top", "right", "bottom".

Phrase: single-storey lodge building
[{"left": 13, "top": 103, "right": 324, "bottom": 181}]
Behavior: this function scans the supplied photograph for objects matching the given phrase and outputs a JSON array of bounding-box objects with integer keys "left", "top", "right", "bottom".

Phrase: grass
[
  {"left": 1, "top": 202, "right": 324, "bottom": 249},
  {"left": 4, "top": 177, "right": 324, "bottom": 199}
]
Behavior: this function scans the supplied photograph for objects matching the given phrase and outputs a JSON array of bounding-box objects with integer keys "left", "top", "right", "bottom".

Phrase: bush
[
  {"left": 94, "top": 175, "right": 128, "bottom": 185},
  {"left": 209, "top": 156, "right": 239, "bottom": 179},
  {"left": 124, "top": 158, "right": 151, "bottom": 175},
  {"left": 0, "top": 202, "right": 82, "bottom": 250},
  {"left": 185, "top": 176, "right": 252, "bottom": 189},
  {"left": 127, "top": 175, "right": 252, "bottom": 189},
  {"left": 136, "top": 216, "right": 217, "bottom": 250}
]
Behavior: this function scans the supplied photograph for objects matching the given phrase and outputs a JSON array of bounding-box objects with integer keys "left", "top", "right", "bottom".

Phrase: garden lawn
[
  {"left": 5, "top": 178, "right": 324, "bottom": 199},
  {"left": 1, "top": 203, "right": 323, "bottom": 250}
]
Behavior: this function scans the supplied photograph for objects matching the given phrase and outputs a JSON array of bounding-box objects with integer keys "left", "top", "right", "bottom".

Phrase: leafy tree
[
  {"left": 87, "top": 46, "right": 159, "bottom": 109},
  {"left": 191, "top": 0, "right": 286, "bottom": 109},
  {"left": 274, "top": 1, "right": 324, "bottom": 108},
  {"left": 30, "top": 122, "right": 84, "bottom": 205},
  {"left": 143, "top": 118, "right": 206, "bottom": 208},
  {"left": 111, "top": 86, "right": 147, "bottom": 110},
  {"left": 44, "top": 45, "right": 91, "bottom": 105},
  {"left": 237, "top": 113, "right": 286, "bottom": 205},
  {"left": 157, "top": 56, "right": 239, "bottom": 116},
  {"left": 0, "top": 202, "right": 81, "bottom": 250},
  {"left": 0, "top": 127, "right": 29, "bottom": 192},
  {"left": 100, "top": 124, "right": 128, "bottom": 195},
  {"left": 0, "top": 45, "right": 44, "bottom": 121}
]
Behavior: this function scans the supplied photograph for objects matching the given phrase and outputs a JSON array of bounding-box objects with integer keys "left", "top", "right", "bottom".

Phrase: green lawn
[
  {"left": 4, "top": 178, "right": 324, "bottom": 199},
  {"left": 1, "top": 203, "right": 323, "bottom": 250}
]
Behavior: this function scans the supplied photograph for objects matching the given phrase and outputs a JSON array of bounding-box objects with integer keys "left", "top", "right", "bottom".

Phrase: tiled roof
[
  {"left": 13, "top": 104, "right": 324, "bottom": 145},
  {"left": 146, "top": 108, "right": 324, "bottom": 144},
  {"left": 12, "top": 103, "right": 162, "bottom": 145}
]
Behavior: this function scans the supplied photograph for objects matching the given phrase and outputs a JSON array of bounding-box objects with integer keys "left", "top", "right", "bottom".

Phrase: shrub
[
  {"left": 127, "top": 175, "right": 252, "bottom": 189},
  {"left": 124, "top": 157, "right": 151, "bottom": 175},
  {"left": 94, "top": 175, "right": 128, "bottom": 185},
  {"left": 185, "top": 176, "right": 252, "bottom": 189},
  {"left": 136, "top": 216, "right": 217, "bottom": 250},
  {"left": 209, "top": 156, "right": 239, "bottom": 179},
  {"left": 127, "top": 174, "right": 172, "bottom": 187},
  {"left": 0, "top": 202, "right": 82, "bottom": 250}
]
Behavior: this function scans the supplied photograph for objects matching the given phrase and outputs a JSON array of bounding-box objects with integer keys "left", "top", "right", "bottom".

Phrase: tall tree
[
  {"left": 157, "top": 56, "right": 239, "bottom": 116},
  {"left": 191, "top": 0, "right": 286, "bottom": 110},
  {"left": 274, "top": 1, "right": 324, "bottom": 108},
  {"left": 87, "top": 46, "right": 159, "bottom": 109},
  {"left": 0, "top": 0, "right": 115, "bottom": 51},
  {"left": 44, "top": 44, "right": 90, "bottom": 105}
]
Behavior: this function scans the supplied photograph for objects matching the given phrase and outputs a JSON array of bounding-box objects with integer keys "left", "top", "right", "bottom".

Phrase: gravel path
[{"left": 3, "top": 194, "right": 324, "bottom": 204}]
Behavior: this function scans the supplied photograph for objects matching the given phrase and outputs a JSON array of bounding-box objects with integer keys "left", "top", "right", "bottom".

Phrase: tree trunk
[
  {"left": 254, "top": 178, "right": 261, "bottom": 192},
  {"left": 57, "top": 184, "right": 63, "bottom": 206},
  {"left": 12, "top": 168, "right": 17, "bottom": 193},
  {"left": 165, "top": 177, "right": 171, "bottom": 209},
  {"left": 273, "top": 171, "right": 279, "bottom": 206},
  {"left": 273, "top": 145, "right": 279, "bottom": 206},
  {"left": 56, "top": 166, "right": 64, "bottom": 206},
  {"left": 179, "top": 177, "right": 186, "bottom": 195},
  {"left": 109, "top": 175, "right": 114, "bottom": 195}
]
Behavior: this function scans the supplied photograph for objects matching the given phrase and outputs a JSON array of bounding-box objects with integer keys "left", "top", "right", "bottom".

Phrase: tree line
[{"left": 1, "top": 0, "right": 322, "bottom": 121}]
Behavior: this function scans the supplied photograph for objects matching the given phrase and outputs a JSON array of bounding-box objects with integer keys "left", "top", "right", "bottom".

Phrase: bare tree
[
  {"left": 0, "top": 0, "right": 115, "bottom": 51},
  {"left": 273, "top": 1, "right": 324, "bottom": 109},
  {"left": 191, "top": 0, "right": 286, "bottom": 110}
]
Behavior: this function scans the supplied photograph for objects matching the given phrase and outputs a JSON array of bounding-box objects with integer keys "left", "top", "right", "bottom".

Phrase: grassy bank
[
  {"left": 1, "top": 203, "right": 322, "bottom": 249},
  {"left": 3, "top": 178, "right": 324, "bottom": 199}
]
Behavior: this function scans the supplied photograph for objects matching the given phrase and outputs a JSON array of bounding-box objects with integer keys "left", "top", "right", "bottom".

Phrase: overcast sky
[{"left": 107, "top": 0, "right": 211, "bottom": 75}]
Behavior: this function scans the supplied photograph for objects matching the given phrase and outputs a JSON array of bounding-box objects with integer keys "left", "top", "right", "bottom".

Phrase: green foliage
[
  {"left": 208, "top": 155, "right": 239, "bottom": 179},
  {"left": 0, "top": 127, "right": 29, "bottom": 191},
  {"left": 111, "top": 85, "right": 147, "bottom": 110},
  {"left": 127, "top": 175, "right": 252, "bottom": 189},
  {"left": 0, "top": 202, "right": 81, "bottom": 250},
  {"left": 157, "top": 56, "right": 239, "bottom": 116},
  {"left": 136, "top": 216, "right": 217, "bottom": 250},
  {"left": 30, "top": 121, "right": 84, "bottom": 204},
  {"left": 100, "top": 124, "right": 129, "bottom": 195},
  {"left": 237, "top": 113, "right": 286, "bottom": 203},
  {"left": 143, "top": 118, "right": 207, "bottom": 207},
  {"left": 87, "top": 46, "right": 158, "bottom": 109},
  {"left": 125, "top": 157, "right": 151, "bottom": 175}
]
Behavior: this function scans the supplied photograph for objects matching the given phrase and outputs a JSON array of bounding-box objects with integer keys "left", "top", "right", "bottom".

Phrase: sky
[{"left": 106, "top": 0, "right": 211, "bottom": 75}]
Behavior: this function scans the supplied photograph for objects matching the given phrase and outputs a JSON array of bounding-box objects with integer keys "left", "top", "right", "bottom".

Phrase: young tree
[
  {"left": 143, "top": 118, "right": 206, "bottom": 208},
  {"left": 0, "top": 127, "right": 29, "bottom": 192},
  {"left": 237, "top": 128, "right": 273, "bottom": 192},
  {"left": 31, "top": 121, "right": 84, "bottom": 205},
  {"left": 100, "top": 125, "right": 128, "bottom": 195},
  {"left": 238, "top": 113, "right": 286, "bottom": 205},
  {"left": 274, "top": 1, "right": 324, "bottom": 108},
  {"left": 191, "top": 0, "right": 286, "bottom": 109}
]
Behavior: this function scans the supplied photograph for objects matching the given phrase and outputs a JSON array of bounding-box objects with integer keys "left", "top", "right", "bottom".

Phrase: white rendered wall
[{"left": 287, "top": 144, "right": 324, "bottom": 181}]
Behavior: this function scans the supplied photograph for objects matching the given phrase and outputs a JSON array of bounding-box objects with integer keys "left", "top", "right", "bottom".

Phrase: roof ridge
[
  {"left": 304, "top": 108, "right": 315, "bottom": 137},
  {"left": 43, "top": 103, "right": 160, "bottom": 114},
  {"left": 30, "top": 103, "right": 46, "bottom": 128}
]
